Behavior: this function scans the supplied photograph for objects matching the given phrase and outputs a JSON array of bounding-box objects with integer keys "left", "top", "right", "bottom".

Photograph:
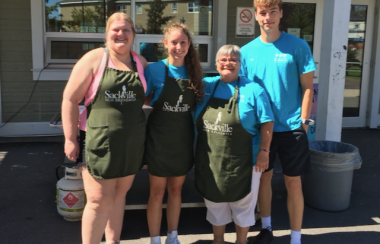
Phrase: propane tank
[{"left": 56, "top": 165, "right": 86, "bottom": 221}]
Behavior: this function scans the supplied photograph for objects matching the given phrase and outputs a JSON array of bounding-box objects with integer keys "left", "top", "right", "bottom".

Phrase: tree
[
  {"left": 69, "top": 3, "right": 105, "bottom": 33},
  {"left": 145, "top": 0, "right": 174, "bottom": 34},
  {"left": 283, "top": 3, "right": 315, "bottom": 36},
  {"left": 45, "top": 0, "right": 63, "bottom": 32},
  {"left": 346, "top": 45, "right": 358, "bottom": 62}
]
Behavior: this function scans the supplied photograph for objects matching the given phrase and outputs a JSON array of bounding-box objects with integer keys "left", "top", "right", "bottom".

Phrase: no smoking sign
[
  {"left": 240, "top": 9, "right": 253, "bottom": 23},
  {"left": 236, "top": 7, "right": 255, "bottom": 37}
]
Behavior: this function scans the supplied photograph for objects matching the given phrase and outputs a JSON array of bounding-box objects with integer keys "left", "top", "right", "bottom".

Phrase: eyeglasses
[{"left": 218, "top": 58, "right": 240, "bottom": 65}]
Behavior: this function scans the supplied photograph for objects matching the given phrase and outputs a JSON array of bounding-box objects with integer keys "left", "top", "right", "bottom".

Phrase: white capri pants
[{"left": 204, "top": 167, "right": 261, "bottom": 227}]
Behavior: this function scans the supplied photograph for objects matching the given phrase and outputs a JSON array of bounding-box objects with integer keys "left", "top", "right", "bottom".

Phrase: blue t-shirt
[
  {"left": 240, "top": 32, "right": 317, "bottom": 132},
  {"left": 194, "top": 76, "right": 273, "bottom": 166},
  {"left": 145, "top": 59, "right": 189, "bottom": 106}
]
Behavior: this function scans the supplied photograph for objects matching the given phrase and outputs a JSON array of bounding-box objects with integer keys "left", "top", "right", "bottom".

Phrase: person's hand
[
  {"left": 255, "top": 151, "right": 269, "bottom": 172},
  {"left": 64, "top": 139, "right": 79, "bottom": 162}
]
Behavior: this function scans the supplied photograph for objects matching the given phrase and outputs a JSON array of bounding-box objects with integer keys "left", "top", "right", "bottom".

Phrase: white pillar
[
  {"left": 215, "top": 0, "right": 228, "bottom": 54},
  {"left": 316, "top": 0, "right": 351, "bottom": 141},
  {"left": 30, "top": 0, "right": 45, "bottom": 80},
  {"left": 369, "top": 1, "right": 380, "bottom": 128}
]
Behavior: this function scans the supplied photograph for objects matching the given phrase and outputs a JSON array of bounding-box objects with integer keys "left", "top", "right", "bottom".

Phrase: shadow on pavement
[{"left": 0, "top": 128, "right": 379, "bottom": 243}]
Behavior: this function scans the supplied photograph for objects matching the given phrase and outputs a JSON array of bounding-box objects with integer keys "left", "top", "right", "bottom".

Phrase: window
[
  {"left": 136, "top": 3, "right": 142, "bottom": 14},
  {"left": 46, "top": 0, "right": 132, "bottom": 33},
  {"left": 117, "top": 4, "right": 127, "bottom": 13},
  {"left": 188, "top": 2, "right": 199, "bottom": 13},
  {"left": 32, "top": 0, "right": 224, "bottom": 80},
  {"left": 172, "top": 2, "right": 178, "bottom": 13},
  {"left": 47, "top": 38, "right": 105, "bottom": 63},
  {"left": 139, "top": 42, "right": 209, "bottom": 63}
]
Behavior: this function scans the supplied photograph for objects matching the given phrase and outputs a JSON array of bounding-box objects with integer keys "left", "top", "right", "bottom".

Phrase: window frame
[
  {"left": 117, "top": 4, "right": 128, "bottom": 13},
  {"left": 46, "top": 36, "right": 105, "bottom": 64},
  {"left": 136, "top": 3, "right": 142, "bottom": 14},
  {"left": 188, "top": 2, "right": 199, "bottom": 13},
  {"left": 31, "top": 0, "right": 227, "bottom": 80},
  {"left": 172, "top": 2, "right": 178, "bottom": 13},
  {"left": 134, "top": 34, "right": 213, "bottom": 67}
]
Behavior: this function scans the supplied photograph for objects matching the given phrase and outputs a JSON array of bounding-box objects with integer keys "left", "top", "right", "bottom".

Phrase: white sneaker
[
  {"left": 151, "top": 236, "right": 161, "bottom": 244},
  {"left": 165, "top": 230, "right": 180, "bottom": 244}
]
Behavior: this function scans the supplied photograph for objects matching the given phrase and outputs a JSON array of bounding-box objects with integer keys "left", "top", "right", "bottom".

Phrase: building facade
[{"left": 0, "top": 0, "right": 380, "bottom": 140}]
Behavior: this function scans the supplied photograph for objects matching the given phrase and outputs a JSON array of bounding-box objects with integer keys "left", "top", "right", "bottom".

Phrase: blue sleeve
[
  {"left": 296, "top": 40, "right": 317, "bottom": 74},
  {"left": 194, "top": 76, "right": 220, "bottom": 121},
  {"left": 255, "top": 90, "right": 274, "bottom": 124},
  {"left": 239, "top": 51, "right": 247, "bottom": 77},
  {"left": 143, "top": 62, "right": 165, "bottom": 106}
]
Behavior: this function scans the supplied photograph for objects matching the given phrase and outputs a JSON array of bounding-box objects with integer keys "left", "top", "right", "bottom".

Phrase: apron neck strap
[
  {"left": 165, "top": 60, "right": 170, "bottom": 80},
  {"left": 105, "top": 48, "right": 137, "bottom": 72},
  {"left": 227, "top": 76, "right": 240, "bottom": 113},
  {"left": 105, "top": 48, "right": 110, "bottom": 67}
]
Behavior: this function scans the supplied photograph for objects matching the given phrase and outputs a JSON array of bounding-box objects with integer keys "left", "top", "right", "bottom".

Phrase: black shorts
[{"left": 266, "top": 127, "right": 311, "bottom": 176}]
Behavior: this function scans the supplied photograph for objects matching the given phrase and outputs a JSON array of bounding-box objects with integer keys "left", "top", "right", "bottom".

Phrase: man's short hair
[{"left": 254, "top": 0, "right": 283, "bottom": 11}]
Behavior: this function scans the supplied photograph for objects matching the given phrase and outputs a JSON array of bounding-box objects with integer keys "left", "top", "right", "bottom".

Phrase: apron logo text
[
  {"left": 105, "top": 85, "right": 136, "bottom": 104},
  {"left": 162, "top": 95, "right": 190, "bottom": 112},
  {"left": 203, "top": 112, "right": 233, "bottom": 135}
]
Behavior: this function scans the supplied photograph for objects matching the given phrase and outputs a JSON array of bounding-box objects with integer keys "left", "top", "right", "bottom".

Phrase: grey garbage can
[{"left": 303, "top": 140, "right": 362, "bottom": 211}]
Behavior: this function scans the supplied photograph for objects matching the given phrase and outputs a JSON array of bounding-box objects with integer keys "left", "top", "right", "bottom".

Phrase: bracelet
[{"left": 259, "top": 149, "right": 270, "bottom": 152}]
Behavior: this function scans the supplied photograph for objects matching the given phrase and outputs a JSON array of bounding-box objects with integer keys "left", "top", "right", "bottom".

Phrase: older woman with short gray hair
[
  {"left": 194, "top": 44, "right": 274, "bottom": 244},
  {"left": 214, "top": 44, "right": 242, "bottom": 65}
]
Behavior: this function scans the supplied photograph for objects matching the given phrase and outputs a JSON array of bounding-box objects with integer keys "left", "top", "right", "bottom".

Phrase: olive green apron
[
  {"left": 195, "top": 78, "right": 254, "bottom": 202},
  {"left": 145, "top": 62, "right": 195, "bottom": 177},
  {"left": 85, "top": 51, "right": 146, "bottom": 179}
]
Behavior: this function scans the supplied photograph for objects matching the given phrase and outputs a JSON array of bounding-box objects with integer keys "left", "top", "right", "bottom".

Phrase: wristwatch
[{"left": 301, "top": 119, "right": 315, "bottom": 125}]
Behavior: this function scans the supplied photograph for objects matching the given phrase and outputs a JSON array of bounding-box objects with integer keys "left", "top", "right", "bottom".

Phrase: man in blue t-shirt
[{"left": 240, "top": 1, "right": 317, "bottom": 244}]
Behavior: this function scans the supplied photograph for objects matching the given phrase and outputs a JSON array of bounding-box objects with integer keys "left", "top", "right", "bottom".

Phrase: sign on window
[{"left": 236, "top": 7, "right": 255, "bottom": 38}]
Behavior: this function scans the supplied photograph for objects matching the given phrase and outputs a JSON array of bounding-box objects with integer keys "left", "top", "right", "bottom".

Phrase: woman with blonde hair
[
  {"left": 144, "top": 23, "right": 203, "bottom": 244},
  {"left": 62, "top": 12, "right": 148, "bottom": 244}
]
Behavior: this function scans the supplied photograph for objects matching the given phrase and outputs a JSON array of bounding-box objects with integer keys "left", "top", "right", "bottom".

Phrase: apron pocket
[
  {"left": 195, "top": 150, "right": 253, "bottom": 202},
  {"left": 85, "top": 125, "right": 111, "bottom": 178},
  {"left": 194, "top": 149, "right": 226, "bottom": 202},
  {"left": 133, "top": 121, "right": 146, "bottom": 164},
  {"left": 86, "top": 125, "right": 110, "bottom": 151},
  {"left": 194, "top": 149, "right": 212, "bottom": 194},
  {"left": 136, "top": 121, "right": 146, "bottom": 147},
  {"left": 228, "top": 154, "right": 253, "bottom": 176},
  {"left": 225, "top": 154, "right": 253, "bottom": 201},
  {"left": 146, "top": 124, "right": 165, "bottom": 152}
]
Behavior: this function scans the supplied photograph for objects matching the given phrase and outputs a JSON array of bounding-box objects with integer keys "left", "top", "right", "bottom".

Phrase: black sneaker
[{"left": 250, "top": 227, "right": 273, "bottom": 244}]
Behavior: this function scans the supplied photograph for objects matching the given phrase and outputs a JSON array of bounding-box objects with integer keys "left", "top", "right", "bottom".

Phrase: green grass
[
  {"left": 346, "top": 75, "right": 361, "bottom": 79},
  {"left": 346, "top": 66, "right": 362, "bottom": 77}
]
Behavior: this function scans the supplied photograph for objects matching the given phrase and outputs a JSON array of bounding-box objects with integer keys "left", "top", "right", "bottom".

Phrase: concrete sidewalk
[{"left": 0, "top": 128, "right": 379, "bottom": 244}]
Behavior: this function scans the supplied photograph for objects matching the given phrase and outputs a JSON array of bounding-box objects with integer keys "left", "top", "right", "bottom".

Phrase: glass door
[
  {"left": 280, "top": 0, "right": 323, "bottom": 139},
  {"left": 281, "top": 0, "right": 324, "bottom": 86},
  {"left": 342, "top": 0, "right": 375, "bottom": 127},
  {"left": 133, "top": 0, "right": 214, "bottom": 68}
]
